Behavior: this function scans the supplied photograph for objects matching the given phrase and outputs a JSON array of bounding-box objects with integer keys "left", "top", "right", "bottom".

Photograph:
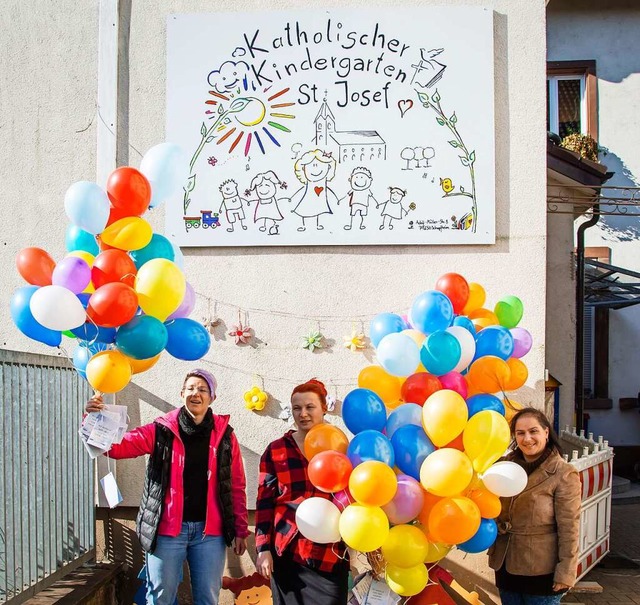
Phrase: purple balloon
[
  {"left": 382, "top": 474, "right": 425, "bottom": 525},
  {"left": 167, "top": 282, "right": 195, "bottom": 320},
  {"left": 333, "top": 488, "right": 354, "bottom": 512},
  {"left": 510, "top": 327, "right": 533, "bottom": 358},
  {"left": 52, "top": 257, "right": 91, "bottom": 294}
]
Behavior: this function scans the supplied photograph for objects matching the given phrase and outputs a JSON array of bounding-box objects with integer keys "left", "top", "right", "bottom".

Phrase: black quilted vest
[{"left": 136, "top": 422, "right": 237, "bottom": 553}]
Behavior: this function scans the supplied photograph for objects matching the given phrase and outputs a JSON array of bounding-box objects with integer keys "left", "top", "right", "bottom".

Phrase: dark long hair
[{"left": 509, "top": 407, "right": 563, "bottom": 456}]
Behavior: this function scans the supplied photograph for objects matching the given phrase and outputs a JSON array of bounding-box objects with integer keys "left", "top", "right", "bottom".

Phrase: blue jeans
[
  {"left": 145, "top": 522, "right": 227, "bottom": 605},
  {"left": 499, "top": 589, "right": 564, "bottom": 605}
]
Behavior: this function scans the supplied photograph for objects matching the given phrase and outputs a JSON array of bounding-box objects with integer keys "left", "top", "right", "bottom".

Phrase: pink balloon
[
  {"left": 511, "top": 328, "right": 533, "bottom": 358},
  {"left": 166, "top": 282, "right": 195, "bottom": 320},
  {"left": 382, "top": 474, "right": 425, "bottom": 524},
  {"left": 52, "top": 257, "right": 91, "bottom": 294},
  {"left": 438, "top": 371, "right": 468, "bottom": 398},
  {"left": 332, "top": 487, "right": 354, "bottom": 511}
]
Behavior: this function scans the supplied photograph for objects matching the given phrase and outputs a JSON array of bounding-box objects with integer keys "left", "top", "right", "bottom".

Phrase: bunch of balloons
[
  {"left": 294, "top": 273, "right": 533, "bottom": 597},
  {"left": 11, "top": 144, "right": 210, "bottom": 393}
]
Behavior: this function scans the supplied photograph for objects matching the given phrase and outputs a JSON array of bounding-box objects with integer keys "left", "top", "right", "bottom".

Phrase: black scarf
[
  {"left": 512, "top": 447, "right": 554, "bottom": 476},
  {"left": 178, "top": 406, "right": 214, "bottom": 435}
]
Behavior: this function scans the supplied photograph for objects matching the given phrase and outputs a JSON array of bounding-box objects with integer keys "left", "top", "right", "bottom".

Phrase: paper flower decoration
[
  {"left": 229, "top": 322, "right": 252, "bottom": 344},
  {"left": 325, "top": 394, "right": 337, "bottom": 412},
  {"left": 278, "top": 403, "right": 293, "bottom": 423},
  {"left": 302, "top": 330, "right": 323, "bottom": 352},
  {"left": 244, "top": 386, "right": 268, "bottom": 411},
  {"left": 343, "top": 330, "right": 366, "bottom": 352}
]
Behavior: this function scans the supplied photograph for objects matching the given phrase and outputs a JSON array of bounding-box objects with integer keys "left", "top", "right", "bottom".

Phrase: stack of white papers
[{"left": 79, "top": 404, "right": 129, "bottom": 458}]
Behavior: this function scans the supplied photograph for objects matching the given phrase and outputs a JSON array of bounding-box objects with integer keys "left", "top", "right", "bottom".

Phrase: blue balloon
[
  {"left": 116, "top": 316, "right": 168, "bottom": 360},
  {"left": 466, "top": 394, "right": 505, "bottom": 418},
  {"left": 453, "top": 315, "right": 476, "bottom": 335},
  {"left": 347, "top": 430, "right": 395, "bottom": 467},
  {"left": 342, "top": 388, "right": 387, "bottom": 434},
  {"left": 65, "top": 224, "right": 99, "bottom": 255},
  {"left": 370, "top": 313, "right": 407, "bottom": 348},
  {"left": 458, "top": 518, "right": 498, "bottom": 553},
  {"left": 71, "top": 322, "right": 117, "bottom": 344},
  {"left": 410, "top": 291, "right": 454, "bottom": 335},
  {"left": 165, "top": 318, "right": 211, "bottom": 361},
  {"left": 10, "top": 286, "right": 62, "bottom": 347},
  {"left": 420, "top": 330, "right": 461, "bottom": 376},
  {"left": 72, "top": 342, "right": 109, "bottom": 379},
  {"left": 129, "top": 234, "right": 175, "bottom": 269},
  {"left": 64, "top": 181, "right": 110, "bottom": 235},
  {"left": 474, "top": 326, "right": 514, "bottom": 360},
  {"left": 391, "top": 425, "right": 435, "bottom": 480},
  {"left": 386, "top": 403, "right": 423, "bottom": 439}
]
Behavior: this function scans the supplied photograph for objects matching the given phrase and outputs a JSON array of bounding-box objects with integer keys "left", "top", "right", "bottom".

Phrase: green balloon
[
  {"left": 494, "top": 296, "right": 523, "bottom": 329},
  {"left": 62, "top": 330, "right": 77, "bottom": 339}
]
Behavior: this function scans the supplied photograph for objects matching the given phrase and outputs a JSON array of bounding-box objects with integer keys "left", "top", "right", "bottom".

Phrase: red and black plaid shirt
[{"left": 255, "top": 430, "right": 347, "bottom": 573}]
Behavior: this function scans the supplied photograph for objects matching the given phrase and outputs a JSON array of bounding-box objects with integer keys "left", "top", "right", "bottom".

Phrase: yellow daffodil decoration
[
  {"left": 343, "top": 330, "right": 366, "bottom": 352},
  {"left": 244, "top": 386, "right": 268, "bottom": 411}
]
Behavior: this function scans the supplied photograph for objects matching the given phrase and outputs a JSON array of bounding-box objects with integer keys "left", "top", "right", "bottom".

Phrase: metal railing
[{"left": 0, "top": 349, "right": 95, "bottom": 605}]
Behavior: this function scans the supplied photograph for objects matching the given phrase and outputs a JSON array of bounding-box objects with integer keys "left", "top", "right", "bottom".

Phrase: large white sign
[{"left": 166, "top": 8, "right": 495, "bottom": 246}]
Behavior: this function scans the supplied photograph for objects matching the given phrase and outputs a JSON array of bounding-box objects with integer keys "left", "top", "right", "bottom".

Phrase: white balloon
[
  {"left": 446, "top": 325, "right": 476, "bottom": 373},
  {"left": 64, "top": 181, "right": 110, "bottom": 235},
  {"left": 169, "top": 239, "right": 185, "bottom": 270},
  {"left": 29, "top": 285, "right": 87, "bottom": 331},
  {"left": 376, "top": 333, "right": 420, "bottom": 377},
  {"left": 140, "top": 143, "right": 189, "bottom": 209},
  {"left": 480, "top": 460, "right": 528, "bottom": 497},
  {"left": 295, "top": 497, "right": 342, "bottom": 544}
]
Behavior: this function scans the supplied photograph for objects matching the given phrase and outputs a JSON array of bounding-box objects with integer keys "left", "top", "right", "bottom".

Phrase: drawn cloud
[{"left": 207, "top": 60, "right": 250, "bottom": 93}]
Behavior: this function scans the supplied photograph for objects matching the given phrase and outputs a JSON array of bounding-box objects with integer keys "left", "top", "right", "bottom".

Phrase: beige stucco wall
[{"left": 548, "top": 0, "right": 640, "bottom": 445}]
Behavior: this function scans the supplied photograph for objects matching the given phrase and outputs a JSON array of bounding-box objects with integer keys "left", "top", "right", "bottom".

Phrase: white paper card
[
  {"left": 100, "top": 471, "right": 123, "bottom": 508},
  {"left": 365, "top": 579, "right": 401, "bottom": 605}
]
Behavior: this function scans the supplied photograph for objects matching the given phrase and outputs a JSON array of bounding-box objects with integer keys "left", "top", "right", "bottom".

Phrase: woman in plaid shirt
[{"left": 255, "top": 379, "right": 349, "bottom": 605}]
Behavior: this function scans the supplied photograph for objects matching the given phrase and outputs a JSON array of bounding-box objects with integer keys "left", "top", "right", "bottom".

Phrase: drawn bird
[{"left": 440, "top": 177, "right": 454, "bottom": 194}]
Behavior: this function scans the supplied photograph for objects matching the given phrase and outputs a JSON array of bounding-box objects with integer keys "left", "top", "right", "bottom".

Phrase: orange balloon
[
  {"left": 462, "top": 283, "right": 486, "bottom": 315},
  {"left": 358, "top": 365, "right": 402, "bottom": 406},
  {"left": 467, "top": 488, "right": 502, "bottom": 519},
  {"left": 469, "top": 308, "right": 499, "bottom": 323},
  {"left": 127, "top": 353, "right": 161, "bottom": 375},
  {"left": 504, "top": 358, "right": 528, "bottom": 391},
  {"left": 304, "top": 424, "right": 349, "bottom": 459},
  {"left": 466, "top": 356, "right": 511, "bottom": 394},
  {"left": 504, "top": 398, "right": 524, "bottom": 424},
  {"left": 16, "top": 247, "right": 56, "bottom": 286},
  {"left": 428, "top": 497, "right": 481, "bottom": 545},
  {"left": 445, "top": 432, "right": 465, "bottom": 451},
  {"left": 416, "top": 490, "right": 443, "bottom": 532},
  {"left": 349, "top": 460, "right": 398, "bottom": 507},
  {"left": 471, "top": 316, "right": 496, "bottom": 332}
]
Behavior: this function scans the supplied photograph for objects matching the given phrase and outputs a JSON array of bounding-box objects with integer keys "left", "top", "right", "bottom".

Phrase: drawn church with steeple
[{"left": 313, "top": 99, "right": 386, "bottom": 163}]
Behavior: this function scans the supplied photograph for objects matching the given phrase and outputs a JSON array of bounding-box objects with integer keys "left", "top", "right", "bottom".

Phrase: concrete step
[
  {"left": 612, "top": 475, "right": 631, "bottom": 495},
  {"left": 612, "top": 483, "right": 640, "bottom": 505}
]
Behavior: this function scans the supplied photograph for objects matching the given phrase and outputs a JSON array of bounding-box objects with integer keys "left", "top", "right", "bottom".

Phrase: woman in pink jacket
[{"left": 87, "top": 369, "right": 249, "bottom": 605}]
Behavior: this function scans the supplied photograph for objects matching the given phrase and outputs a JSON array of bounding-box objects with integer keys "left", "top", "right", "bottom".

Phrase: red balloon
[
  {"left": 106, "top": 167, "right": 151, "bottom": 216},
  {"left": 401, "top": 372, "right": 442, "bottom": 405},
  {"left": 91, "top": 249, "right": 137, "bottom": 288},
  {"left": 16, "top": 247, "right": 56, "bottom": 286},
  {"left": 435, "top": 273, "right": 470, "bottom": 314},
  {"left": 105, "top": 203, "right": 133, "bottom": 228},
  {"left": 87, "top": 283, "right": 138, "bottom": 327},
  {"left": 307, "top": 451, "right": 353, "bottom": 493}
]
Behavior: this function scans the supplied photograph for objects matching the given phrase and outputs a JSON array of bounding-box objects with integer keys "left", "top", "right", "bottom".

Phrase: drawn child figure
[
  {"left": 221, "top": 573, "right": 272, "bottom": 605},
  {"left": 218, "top": 179, "right": 248, "bottom": 232},
  {"left": 290, "top": 149, "right": 338, "bottom": 232},
  {"left": 378, "top": 186, "right": 409, "bottom": 230},
  {"left": 247, "top": 171, "right": 285, "bottom": 235},
  {"left": 338, "top": 167, "right": 377, "bottom": 231}
]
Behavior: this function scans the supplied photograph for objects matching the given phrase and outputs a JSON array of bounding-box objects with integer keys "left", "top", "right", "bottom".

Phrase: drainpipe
[{"left": 575, "top": 204, "right": 600, "bottom": 433}]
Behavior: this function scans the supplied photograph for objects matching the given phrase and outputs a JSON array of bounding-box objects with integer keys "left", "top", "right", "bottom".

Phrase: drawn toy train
[{"left": 183, "top": 210, "right": 221, "bottom": 231}]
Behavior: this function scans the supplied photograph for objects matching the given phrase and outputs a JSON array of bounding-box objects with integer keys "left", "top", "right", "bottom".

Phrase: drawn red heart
[
  {"left": 398, "top": 99, "right": 414, "bottom": 118},
  {"left": 314, "top": 186, "right": 324, "bottom": 196}
]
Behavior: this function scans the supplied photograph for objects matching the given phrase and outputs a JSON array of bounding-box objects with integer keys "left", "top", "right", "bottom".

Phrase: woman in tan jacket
[{"left": 488, "top": 408, "right": 581, "bottom": 605}]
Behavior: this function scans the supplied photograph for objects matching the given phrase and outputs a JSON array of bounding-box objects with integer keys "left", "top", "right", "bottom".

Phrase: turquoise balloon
[
  {"left": 420, "top": 330, "right": 461, "bottom": 376},
  {"left": 116, "top": 315, "right": 168, "bottom": 360},
  {"left": 129, "top": 234, "right": 175, "bottom": 269},
  {"left": 65, "top": 225, "right": 99, "bottom": 255}
]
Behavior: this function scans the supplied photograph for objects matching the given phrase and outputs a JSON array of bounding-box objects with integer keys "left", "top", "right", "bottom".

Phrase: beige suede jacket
[{"left": 488, "top": 450, "right": 581, "bottom": 587}]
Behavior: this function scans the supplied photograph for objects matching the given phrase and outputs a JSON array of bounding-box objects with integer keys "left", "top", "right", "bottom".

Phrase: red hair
[{"left": 292, "top": 378, "right": 327, "bottom": 409}]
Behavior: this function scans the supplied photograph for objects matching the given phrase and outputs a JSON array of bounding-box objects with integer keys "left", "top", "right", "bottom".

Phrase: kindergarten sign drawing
[{"left": 166, "top": 8, "right": 495, "bottom": 246}]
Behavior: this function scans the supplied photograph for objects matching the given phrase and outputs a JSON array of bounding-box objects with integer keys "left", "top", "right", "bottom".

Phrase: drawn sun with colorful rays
[{"left": 204, "top": 84, "right": 297, "bottom": 157}]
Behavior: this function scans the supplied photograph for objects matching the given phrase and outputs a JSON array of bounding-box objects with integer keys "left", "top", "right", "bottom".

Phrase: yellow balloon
[
  {"left": 358, "top": 365, "right": 402, "bottom": 406},
  {"left": 385, "top": 563, "right": 429, "bottom": 597},
  {"left": 126, "top": 353, "right": 161, "bottom": 375},
  {"left": 422, "top": 389, "right": 468, "bottom": 446},
  {"left": 420, "top": 448, "right": 474, "bottom": 497},
  {"left": 349, "top": 460, "right": 398, "bottom": 507},
  {"left": 424, "top": 541, "right": 451, "bottom": 563},
  {"left": 100, "top": 217, "right": 153, "bottom": 251},
  {"left": 462, "top": 283, "right": 486, "bottom": 315},
  {"left": 339, "top": 503, "right": 389, "bottom": 552},
  {"left": 135, "top": 258, "right": 186, "bottom": 321},
  {"left": 67, "top": 250, "right": 95, "bottom": 266},
  {"left": 504, "top": 398, "right": 524, "bottom": 424},
  {"left": 463, "top": 411, "right": 511, "bottom": 474},
  {"left": 86, "top": 350, "right": 132, "bottom": 393},
  {"left": 382, "top": 525, "right": 429, "bottom": 568}
]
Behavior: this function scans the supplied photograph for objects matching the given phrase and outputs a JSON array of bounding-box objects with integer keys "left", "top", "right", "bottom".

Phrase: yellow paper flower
[
  {"left": 244, "top": 386, "right": 268, "bottom": 411},
  {"left": 343, "top": 330, "right": 366, "bottom": 352}
]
